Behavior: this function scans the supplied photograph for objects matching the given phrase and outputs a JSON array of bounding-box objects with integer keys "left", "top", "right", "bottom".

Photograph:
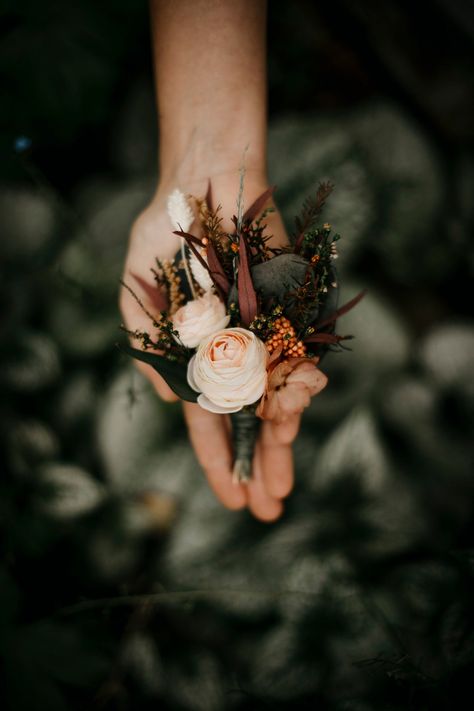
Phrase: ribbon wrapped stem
[{"left": 230, "top": 409, "right": 261, "bottom": 483}]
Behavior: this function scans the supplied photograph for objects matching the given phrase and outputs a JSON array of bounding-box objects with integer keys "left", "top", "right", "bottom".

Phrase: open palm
[{"left": 120, "top": 178, "right": 300, "bottom": 522}]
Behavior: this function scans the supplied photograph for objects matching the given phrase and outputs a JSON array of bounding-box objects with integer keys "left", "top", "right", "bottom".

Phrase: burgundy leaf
[
  {"left": 175, "top": 232, "right": 209, "bottom": 272},
  {"left": 241, "top": 185, "right": 276, "bottom": 225},
  {"left": 174, "top": 231, "right": 229, "bottom": 301},
  {"left": 131, "top": 273, "right": 168, "bottom": 311},
  {"left": 237, "top": 234, "right": 258, "bottom": 326},
  {"left": 205, "top": 179, "right": 213, "bottom": 212},
  {"left": 294, "top": 231, "right": 307, "bottom": 253},
  {"left": 173, "top": 229, "right": 201, "bottom": 246},
  {"left": 313, "top": 289, "right": 367, "bottom": 330},
  {"left": 206, "top": 241, "right": 230, "bottom": 296},
  {"left": 304, "top": 332, "right": 353, "bottom": 344}
]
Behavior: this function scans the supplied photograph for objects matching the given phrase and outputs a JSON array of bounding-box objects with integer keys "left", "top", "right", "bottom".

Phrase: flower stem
[{"left": 230, "top": 408, "right": 261, "bottom": 483}]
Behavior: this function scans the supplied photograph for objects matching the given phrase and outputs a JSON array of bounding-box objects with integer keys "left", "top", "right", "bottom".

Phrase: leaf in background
[
  {"left": 237, "top": 234, "right": 258, "bottom": 326},
  {"left": 118, "top": 344, "right": 198, "bottom": 402}
]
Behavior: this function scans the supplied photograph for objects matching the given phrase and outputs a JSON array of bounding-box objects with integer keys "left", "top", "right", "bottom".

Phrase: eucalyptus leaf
[
  {"left": 251, "top": 253, "right": 310, "bottom": 301},
  {"left": 119, "top": 344, "right": 198, "bottom": 402},
  {"left": 227, "top": 253, "right": 306, "bottom": 305},
  {"left": 227, "top": 253, "right": 338, "bottom": 329}
]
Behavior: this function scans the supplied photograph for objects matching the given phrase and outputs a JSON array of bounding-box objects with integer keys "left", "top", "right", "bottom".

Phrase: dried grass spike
[
  {"left": 161, "top": 259, "right": 185, "bottom": 315},
  {"left": 189, "top": 249, "right": 214, "bottom": 292},
  {"left": 167, "top": 188, "right": 194, "bottom": 232}
]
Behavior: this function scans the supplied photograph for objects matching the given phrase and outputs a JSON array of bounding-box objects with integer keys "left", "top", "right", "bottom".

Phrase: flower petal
[
  {"left": 197, "top": 393, "right": 243, "bottom": 414},
  {"left": 288, "top": 366, "right": 328, "bottom": 395},
  {"left": 278, "top": 382, "right": 311, "bottom": 414},
  {"left": 187, "top": 355, "right": 200, "bottom": 392}
]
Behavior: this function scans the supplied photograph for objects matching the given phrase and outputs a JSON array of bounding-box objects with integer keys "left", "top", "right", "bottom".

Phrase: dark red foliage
[
  {"left": 173, "top": 229, "right": 229, "bottom": 300},
  {"left": 313, "top": 289, "right": 367, "bottom": 330},
  {"left": 131, "top": 273, "right": 168, "bottom": 311},
  {"left": 205, "top": 179, "right": 213, "bottom": 212},
  {"left": 173, "top": 229, "right": 201, "bottom": 246},
  {"left": 241, "top": 186, "right": 276, "bottom": 224},
  {"left": 304, "top": 332, "right": 353, "bottom": 344},
  {"left": 237, "top": 233, "right": 258, "bottom": 326},
  {"left": 206, "top": 241, "right": 230, "bottom": 296},
  {"left": 294, "top": 182, "right": 334, "bottom": 253}
]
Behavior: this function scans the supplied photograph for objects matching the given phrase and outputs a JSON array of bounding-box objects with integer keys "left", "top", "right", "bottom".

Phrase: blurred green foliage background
[{"left": 1, "top": 1, "right": 473, "bottom": 709}]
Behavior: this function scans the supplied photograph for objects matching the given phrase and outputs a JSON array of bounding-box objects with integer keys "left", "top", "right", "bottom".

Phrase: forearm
[
  {"left": 123, "top": 1, "right": 291, "bottom": 520},
  {"left": 150, "top": 0, "right": 268, "bottom": 186}
]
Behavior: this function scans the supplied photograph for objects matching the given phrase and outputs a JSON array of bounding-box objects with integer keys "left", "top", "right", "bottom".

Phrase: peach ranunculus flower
[
  {"left": 172, "top": 292, "right": 230, "bottom": 349},
  {"left": 187, "top": 327, "right": 269, "bottom": 414},
  {"left": 256, "top": 356, "right": 328, "bottom": 424}
]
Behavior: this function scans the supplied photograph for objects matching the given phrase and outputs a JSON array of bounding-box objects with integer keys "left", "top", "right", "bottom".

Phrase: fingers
[
  {"left": 266, "top": 414, "right": 301, "bottom": 446},
  {"left": 259, "top": 415, "right": 300, "bottom": 500},
  {"left": 120, "top": 282, "right": 178, "bottom": 402},
  {"left": 183, "top": 404, "right": 286, "bottom": 521},
  {"left": 183, "top": 402, "right": 247, "bottom": 510},
  {"left": 246, "top": 440, "right": 284, "bottom": 522}
]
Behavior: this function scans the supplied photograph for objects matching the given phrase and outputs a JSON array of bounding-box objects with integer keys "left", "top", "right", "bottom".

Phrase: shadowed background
[{"left": 1, "top": 1, "right": 473, "bottom": 709}]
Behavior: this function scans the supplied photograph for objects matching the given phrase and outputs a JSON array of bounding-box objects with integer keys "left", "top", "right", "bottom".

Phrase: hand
[{"left": 120, "top": 175, "right": 299, "bottom": 522}]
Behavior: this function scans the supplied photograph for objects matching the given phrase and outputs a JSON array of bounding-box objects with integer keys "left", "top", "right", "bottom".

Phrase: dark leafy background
[{"left": 1, "top": 1, "right": 473, "bottom": 709}]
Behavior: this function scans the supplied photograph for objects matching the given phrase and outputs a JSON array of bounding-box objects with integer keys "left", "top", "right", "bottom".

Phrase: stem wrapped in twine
[{"left": 230, "top": 408, "right": 261, "bottom": 483}]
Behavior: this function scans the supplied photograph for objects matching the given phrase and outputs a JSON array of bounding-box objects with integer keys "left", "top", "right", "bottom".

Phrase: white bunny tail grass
[
  {"left": 167, "top": 188, "right": 194, "bottom": 232},
  {"left": 180, "top": 242, "right": 198, "bottom": 300},
  {"left": 189, "top": 250, "right": 214, "bottom": 293},
  {"left": 167, "top": 188, "right": 197, "bottom": 299}
]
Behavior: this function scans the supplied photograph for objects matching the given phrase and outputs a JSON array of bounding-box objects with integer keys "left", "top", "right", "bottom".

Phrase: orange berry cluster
[{"left": 265, "top": 316, "right": 307, "bottom": 357}]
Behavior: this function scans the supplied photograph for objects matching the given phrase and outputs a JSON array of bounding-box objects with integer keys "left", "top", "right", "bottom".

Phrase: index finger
[
  {"left": 119, "top": 280, "right": 178, "bottom": 402},
  {"left": 259, "top": 414, "right": 301, "bottom": 499},
  {"left": 183, "top": 402, "right": 247, "bottom": 510}
]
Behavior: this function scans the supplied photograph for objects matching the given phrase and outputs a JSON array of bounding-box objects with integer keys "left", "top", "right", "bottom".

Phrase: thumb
[{"left": 119, "top": 279, "right": 179, "bottom": 402}]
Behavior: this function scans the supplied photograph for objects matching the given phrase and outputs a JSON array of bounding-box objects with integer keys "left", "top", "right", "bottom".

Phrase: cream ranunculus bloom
[
  {"left": 187, "top": 327, "right": 269, "bottom": 413},
  {"left": 172, "top": 292, "right": 230, "bottom": 349}
]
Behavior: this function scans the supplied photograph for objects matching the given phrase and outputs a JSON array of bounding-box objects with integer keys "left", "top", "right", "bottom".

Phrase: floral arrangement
[{"left": 120, "top": 181, "right": 365, "bottom": 482}]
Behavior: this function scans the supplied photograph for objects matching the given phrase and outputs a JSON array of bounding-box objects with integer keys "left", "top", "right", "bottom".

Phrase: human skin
[{"left": 120, "top": 0, "right": 301, "bottom": 521}]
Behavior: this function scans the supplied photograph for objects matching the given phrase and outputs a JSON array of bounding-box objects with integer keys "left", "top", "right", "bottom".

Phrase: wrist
[
  {"left": 159, "top": 140, "right": 267, "bottom": 191},
  {"left": 151, "top": 169, "right": 271, "bottom": 237},
  {"left": 158, "top": 168, "right": 267, "bottom": 200}
]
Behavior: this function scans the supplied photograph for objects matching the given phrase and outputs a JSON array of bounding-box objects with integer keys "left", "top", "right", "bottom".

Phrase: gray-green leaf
[{"left": 119, "top": 344, "right": 198, "bottom": 402}]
